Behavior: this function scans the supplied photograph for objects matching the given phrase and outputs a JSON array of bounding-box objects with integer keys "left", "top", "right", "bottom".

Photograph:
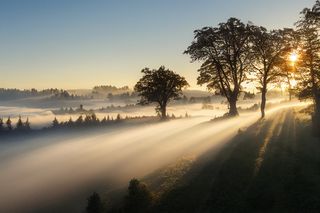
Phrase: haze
[{"left": 1, "top": 1, "right": 320, "bottom": 213}]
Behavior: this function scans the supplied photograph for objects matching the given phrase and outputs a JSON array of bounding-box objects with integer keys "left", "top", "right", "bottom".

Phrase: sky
[{"left": 0, "top": 0, "right": 316, "bottom": 90}]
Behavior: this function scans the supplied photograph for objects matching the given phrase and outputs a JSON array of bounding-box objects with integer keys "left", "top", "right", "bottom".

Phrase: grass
[{"left": 151, "top": 107, "right": 320, "bottom": 213}]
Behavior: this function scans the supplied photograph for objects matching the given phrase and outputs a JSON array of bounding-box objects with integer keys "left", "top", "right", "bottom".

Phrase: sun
[
  {"left": 289, "top": 52, "right": 298, "bottom": 63},
  {"left": 290, "top": 79, "right": 297, "bottom": 87}
]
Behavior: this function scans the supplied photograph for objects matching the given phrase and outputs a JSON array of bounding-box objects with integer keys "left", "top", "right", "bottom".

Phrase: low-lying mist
[{"left": 0, "top": 101, "right": 308, "bottom": 212}]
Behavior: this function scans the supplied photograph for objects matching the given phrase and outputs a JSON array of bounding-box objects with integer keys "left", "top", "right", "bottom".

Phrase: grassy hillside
[{"left": 153, "top": 107, "right": 320, "bottom": 212}]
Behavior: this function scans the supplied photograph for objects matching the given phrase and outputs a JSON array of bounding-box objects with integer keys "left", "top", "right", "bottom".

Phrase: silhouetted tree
[
  {"left": 91, "top": 113, "right": 99, "bottom": 124},
  {"left": 185, "top": 18, "right": 252, "bottom": 116},
  {"left": 296, "top": 1, "right": 320, "bottom": 135},
  {"left": 85, "top": 114, "right": 92, "bottom": 124},
  {"left": 24, "top": 118, "right": 31, "bottom": 130},
  {"left": 0, "top": 118, "right": 3, "bottom": 131},
  {"left": 67, "top": 117, "right": 74, "bottom": 127},
  {"left": 16, "top": 116, "right": 24, "bottom": 130},
  {"left": 134, "top": 66, "right": 189, "bottom": 119},
  {"left": 52, "top": 117, "right": 60, "bottom": 128},
  {"left": 76, "top": 115, "right": 83, "bottom": 126},
  {"left": 250, "top": 27, "right": 293, "bottom": 118},
  {"left": 101, "top": 116, "right": 107, "bottom": 124},
  {"left": 86, "top": 192, "right": 104, "bottom": 213},
  {"left": 6, "top": 117, "right": 12, "bottom": 131},
  {"left": 116, "top": 113, "right": 121, "bottom": 121},
  {"left": 124, "top": 178, "right": 153, "bottom": 213}
]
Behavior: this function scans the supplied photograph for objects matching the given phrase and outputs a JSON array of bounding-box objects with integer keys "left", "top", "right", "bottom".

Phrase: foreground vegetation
[{"left": 86, "top": 105, "right": 319, "bottom": 213}]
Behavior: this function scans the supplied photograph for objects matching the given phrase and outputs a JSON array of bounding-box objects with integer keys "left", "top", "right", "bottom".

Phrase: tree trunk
[
  {"left": 313, "top": 96, "right": 320, "bottom": 135},
  {"left": 312, "top": 110, "right": 320, "bottom": 137},
  {"left": 160, "top": 105, "right": 167, "bottom": 120},
  {"left": 228, "top": 97, "right": 238, "bottom": 117},
  {"left": 315, "top": 98, "right": 320, "bottom": 115},
  {"left": 261, "top": 88, "right": 267, "bottom": 118},
  {"left": 286, "top": 74, "right": 292, "bottom": 101},
  {"left": 311, "top": 68, "right": 320, "bottom": 136},
  {"left": 288, "top": 84, "right": 292, "bottom": 101}
]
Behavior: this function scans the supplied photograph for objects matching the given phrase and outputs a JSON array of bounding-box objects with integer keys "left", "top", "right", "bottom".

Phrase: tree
[
  {"left": 185, "top": 18, "right": 252, "bottom": 116},
  {"left": 0, "top": 118, "right": 4, "bottom": 132},
  {"left": 279, "top": 57, "right": 296, "bottom": 101},
  {"left": 16, "top": 115, "right": 24, "bottom": 130},
  {"left": 124, "top": 178, "right": 153, "bottom": 213},
  {"left": 134, "top": 66, "right": 189, "bottom": 119},
  {"left": 24, "top": 118, "right": 31, "bottom": 130},
  {"left": 116, "top": 113, "right": 121, "bottom": 121},
  {"left": 52, "top": 117, "right": 60, "bottom": 128},
  {"left": 101, "top": 116, "right": 107, "bottom": 124},
  {"left": 250, "top": 27, "right": 292, "bottom": 118},
  {"left": 91, "top": 113, "right": 99, "bottom": 124},
  {"left": 67, "top": 117, "right": 74, "bottom": 127},
  {"left": 75, "top": 115, "right": 83, "bottom": 126},
  {"left": 6, "top": 117, "right": 12, "bottom": 131},
  {"left": 296, "top": 1, "right": 320, "bottom": 135},
  {"left": 85, "top": 114, "right": 92, "bottom": 124},
  {"left": 86, "top": 192, "right": 104, "bottom": 213}
]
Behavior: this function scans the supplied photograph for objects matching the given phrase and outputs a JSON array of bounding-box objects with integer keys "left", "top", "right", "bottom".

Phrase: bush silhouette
[
  {"left": 86, "top": 192, "right": 104, "bottom": 213},
  {"left": 124, "top": 178, "right": 153, "bottom": 213}
]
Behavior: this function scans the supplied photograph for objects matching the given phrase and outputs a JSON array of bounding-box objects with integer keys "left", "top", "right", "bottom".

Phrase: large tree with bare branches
[{"left": 185, "top": 18, "right": 252, "bottom": 116}]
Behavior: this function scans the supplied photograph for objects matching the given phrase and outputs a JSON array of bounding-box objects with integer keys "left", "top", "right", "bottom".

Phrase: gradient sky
[{"left": 0, "top": 0, "right": 315, "bottom": 90}]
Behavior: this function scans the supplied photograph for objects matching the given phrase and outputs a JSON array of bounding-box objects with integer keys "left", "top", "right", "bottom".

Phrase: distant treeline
[
  {"left": 49, "top": 113, "right": 124, "bottom": 129},
  {"left": 0, "top": 88, "right": 91, "bottom": 101},
  {"left": 53, "top": 104, "right": 141, "bottom": 115},
  {"left": 92, "top": 85, "right": 131, "bottom": 94},
  {"left": 49, "top": 112, "right": 189, "bottom": 129},
  {"left": 0, "top": 112, "right": 190, "bottom": 136}
]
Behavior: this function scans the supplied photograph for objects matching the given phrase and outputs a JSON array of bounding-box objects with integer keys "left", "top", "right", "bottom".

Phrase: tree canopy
[
  {"left": 134, "top": 66, "right": 189, "bottom": 119},
  {"left": 185, "top": 18, "right": 252, "bottom": 116}
]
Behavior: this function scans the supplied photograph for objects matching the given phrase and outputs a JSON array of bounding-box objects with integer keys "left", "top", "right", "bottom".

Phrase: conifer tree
[
  {"left": 52, "top": 117, "right": 60, "bottom": 128},
  {"left": 16, "top": 116, "right": 24, "bottom": 130},
  {"left": 24, "top": 118, "right": 31, "bottom": 130},
  {"left": 6, "top": 117, "right": 12, "bottom": 131}
]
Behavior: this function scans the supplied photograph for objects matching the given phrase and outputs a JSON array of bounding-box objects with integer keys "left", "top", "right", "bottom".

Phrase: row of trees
[
  {"left": 0, "top": 88, "right": 88, "bottom": 101},
  {"left": 134, "top": 1, "right": 320, "bottom": 123},
  {"left": 184, "top": 19, "right": 297, "bottom": 118},
  {"left": 51, "top": 113, "right": 123, "bottom": 129},
  {"left": 0, "top": 116, "right": 31, "bottom": 132},
  {"left": 185, "top": 1, "right": 320, "bottom": 120},
  {"left": 51, "top": 112, "right": 188, "bottom": 129},
  {"left": 0, "top": 112, "right": 190, "bottom": 135}
]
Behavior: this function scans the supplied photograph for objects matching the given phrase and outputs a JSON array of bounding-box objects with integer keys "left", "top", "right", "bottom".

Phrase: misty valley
[
  {"left": 2, "top": 1, "right": 320, "bottom": 213},
  {"left": 0, "top": 87, "right": 310, "bottom": 212}
]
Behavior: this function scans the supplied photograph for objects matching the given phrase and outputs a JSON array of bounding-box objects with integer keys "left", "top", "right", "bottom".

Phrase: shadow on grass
[{"left": 152, "top": 109, "right": 320, "bottom": 213}]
